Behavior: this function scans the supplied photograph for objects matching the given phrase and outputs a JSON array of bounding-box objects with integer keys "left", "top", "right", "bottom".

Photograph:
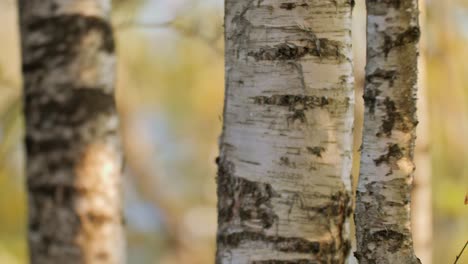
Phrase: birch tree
[
  {"left": 217, "top": 1, "right": 355, "bottom": 263},
  {"left": 354, "top": 1, "right": 421, "bottom": 263},
  {"left": 18, "top": 0, "right": 124, "bottom": 263}
]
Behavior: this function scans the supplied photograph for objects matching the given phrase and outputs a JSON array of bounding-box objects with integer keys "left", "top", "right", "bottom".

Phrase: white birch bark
[
  {"left": 354, "top": 1, "right": 420, "bottom": 263},
  {"left": 217, "top": 1, "right": 355, "bottom": 263},
  {"left": 18, "top": 0, "right": 124, "bottom": 263}
]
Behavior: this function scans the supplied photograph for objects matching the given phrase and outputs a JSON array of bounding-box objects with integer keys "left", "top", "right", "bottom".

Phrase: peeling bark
[
  {"left": 217, "top": 1, "right": 355, "bottom": 263},
  {"left": 18, "top": 0, "right": 124, "bottom": 263},
  {"left": 354, "top": 1, "right": 420, "bottom": 263}
]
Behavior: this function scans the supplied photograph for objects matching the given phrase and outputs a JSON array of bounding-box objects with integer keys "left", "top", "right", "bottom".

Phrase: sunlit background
[{"left": 0, "top": 0, "right": 466, "bottom": 263}]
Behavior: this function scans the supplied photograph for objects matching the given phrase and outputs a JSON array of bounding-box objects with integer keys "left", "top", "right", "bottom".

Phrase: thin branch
[{"left": 454, "top": 240, "right": 468, "bottom": 264}]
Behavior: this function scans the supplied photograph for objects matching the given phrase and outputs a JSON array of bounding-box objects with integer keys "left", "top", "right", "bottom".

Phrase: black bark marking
[
  {"left": 279, "top": 3, "right": 309, "bottom": 10},
  {"left": 330, "top": 191, "right": 353, "bottom": 218},
  {"left": 355, "top": 229, "right": 407, "bottom": 256},
  {"left": 218, "top": 231, "right": 321, "bottom": 254},
  {"left": 217, "top": 158, "right": 278, "bottom": 229},
  {"left": 362, "top": 88, "right": 381, "bottom": 115},
  {"left": 376, "top": 96, "right": 417, "bottom": 136},
  {"left": 306, "top": 146, "right": 325, "bottom": 158},
  {"left": 239, "top": 159, "right": 261, "bottom": 166},
  {"left": 253, "top": 95, "right": 329, "bottom": 110},
  {"left": 373, "top": 144, "right": 403, "bottom": 166},
  {"left": 248, "top": 39, "right": 344, "bottom": 61},
  {"left": 25, "top": 88, "right": 116, "bottom": 127},
  {"left": 28, "top": 184, "right": 95, "bottom": 258},
  {"left": 371, "top": 230, "right": 405, "bottom": 252},
  {"left": 253, "top": 95, "right": 329, "bottom": 125},
  {"left": 379, "top": 97, "right": 400, "bottom": 136},
  {"left": 382, "top": 27, "right": 420, "bottom": 57},
  {"left": 22, "top": 15, "right": 115, "bottom": 72},
  {"left": 28, "top": 185, "right": 81, "bottom": 205},
  {"left": 288, "top": 190, "right": 352, "bottom": 219},
  {"left": 366, "top": 68, "right": 398, "bottom": 87},
  {"left": 280, "top": 156, "right": 296, "bottom": 168},
  {"left": 25, "top": 137, "right": 71, "bottom": 157},
  {"left": 288, "top": 110, "right": 307, "bottom": 125}
]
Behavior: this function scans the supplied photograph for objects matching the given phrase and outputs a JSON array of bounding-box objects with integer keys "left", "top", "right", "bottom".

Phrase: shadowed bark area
[
  {"left": 217, "top": 1, "right": 355, "bottom": 263},
  {"left": 355, "top": 0, "right": 420, "bottom": 263},
  {"left": 18, "top": 0, "right": 124, "bottom": 263}
]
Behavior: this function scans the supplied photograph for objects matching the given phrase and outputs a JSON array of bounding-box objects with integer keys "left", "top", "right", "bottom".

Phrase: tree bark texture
[
  {"left": 217, "top": 1, "right": 355, "bottom": 263},
  {"left": 18, "top": 0, "right": 124, "bottom": 263},
  {"left": 355, "top": 1, "right": 420, "bottom": 263}
]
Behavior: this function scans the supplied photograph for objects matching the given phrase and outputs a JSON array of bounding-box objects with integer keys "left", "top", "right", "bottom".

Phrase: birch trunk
[
  {"left": 18, "top": 0, "right": 124, "bottom": 263},
  {"left": 354, "top": 1, "right": 420, "bottom": 263},
  {"left": 217, "top": 1, "right": 355, "bottom": 263}
]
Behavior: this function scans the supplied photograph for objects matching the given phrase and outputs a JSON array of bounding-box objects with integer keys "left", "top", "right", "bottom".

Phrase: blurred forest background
[{"left": 0, "top": 0, "right": 466, "bottom": 263}]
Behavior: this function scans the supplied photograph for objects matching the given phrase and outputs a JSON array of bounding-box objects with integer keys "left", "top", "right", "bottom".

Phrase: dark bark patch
[
  {"left": 279, "top": 3, "right": 309, "bottom": 10},
  {"left": 373, "top": 144, "right": 403, "bottom": 166},
  {"left": 355, "top": 228, "right": 409, "bottom": 262},
  {"left": 248, "top": 39, "right": 344, "bottom": 61},
  {"left": 330, "top": 191, "right": 353, "bottom": 218},
  {"left": 362, "top": 88, "right": 381, "bottom": 115},
  {"left": 253, "top": 95, "right": 329, "bottom": 125},
  {"left": 289, "top": 190, "right": 352, "bottom": 218},
  {"left": 25, "top": 136, "right": 71, "bottom": 157},
  {"left": 378, "top": 97, "right": 400, "bottom": 136},
  {"left": 382, "top": 26, "right": 420, "bottom": 57},
  {"left": 27, "top": 158, "right": 76, "bottom": 184},
  {"left": 217, "top": 158, "right": 278, "bottom": 229},
  {"left": 376, "top": 96, "right": 417, "bottom": 136},
  {"left": 22, "top": 14, "right": 114, "bottom": 72},
  {"left": 287, "top": 110, "right": 307, "bottom": 125},
  {"left": 28, "top": 185, "right": 79, "bottom": 205},
  {"left": 253, "top": 95, "right": 329, "bottom": 110},
  {"left": 371, "top": 229, "right": 405, "bottom": 252},
  {"left": 366, "top": 68, "right": 398, "bottom": 87},
  {"left": 306, "top": 146, "right": 325, "bottom": 158},
  {"left": 279, "top": 156, "right": 296, "bottom": 168},
  {"left": 25, "top": 88, "right": 116, "bottom": 128},
  {"left": 218, "top": 231, "right": 321, "bottom": 254}
]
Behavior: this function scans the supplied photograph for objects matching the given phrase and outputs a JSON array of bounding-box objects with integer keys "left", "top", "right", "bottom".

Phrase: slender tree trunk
[
  {"left": 18, "top": 0, "right": 124, "bottom": 263},
  {"left": 354, "top": 1, "right": 420, "bottom": 263},
  {"left": 217, "top": 1, "right": 355, "bottom": 263}
]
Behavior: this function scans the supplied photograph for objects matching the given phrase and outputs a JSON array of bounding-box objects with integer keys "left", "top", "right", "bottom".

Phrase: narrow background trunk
[
  {"left": 355, "top": 0, "right": 420, "bottom": 263},
  {"left": 18, "top": 0, "right": 124, "bottom": 263},
  {"left": 217, "top": 0, "right": 355, "bottom": 263}
]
